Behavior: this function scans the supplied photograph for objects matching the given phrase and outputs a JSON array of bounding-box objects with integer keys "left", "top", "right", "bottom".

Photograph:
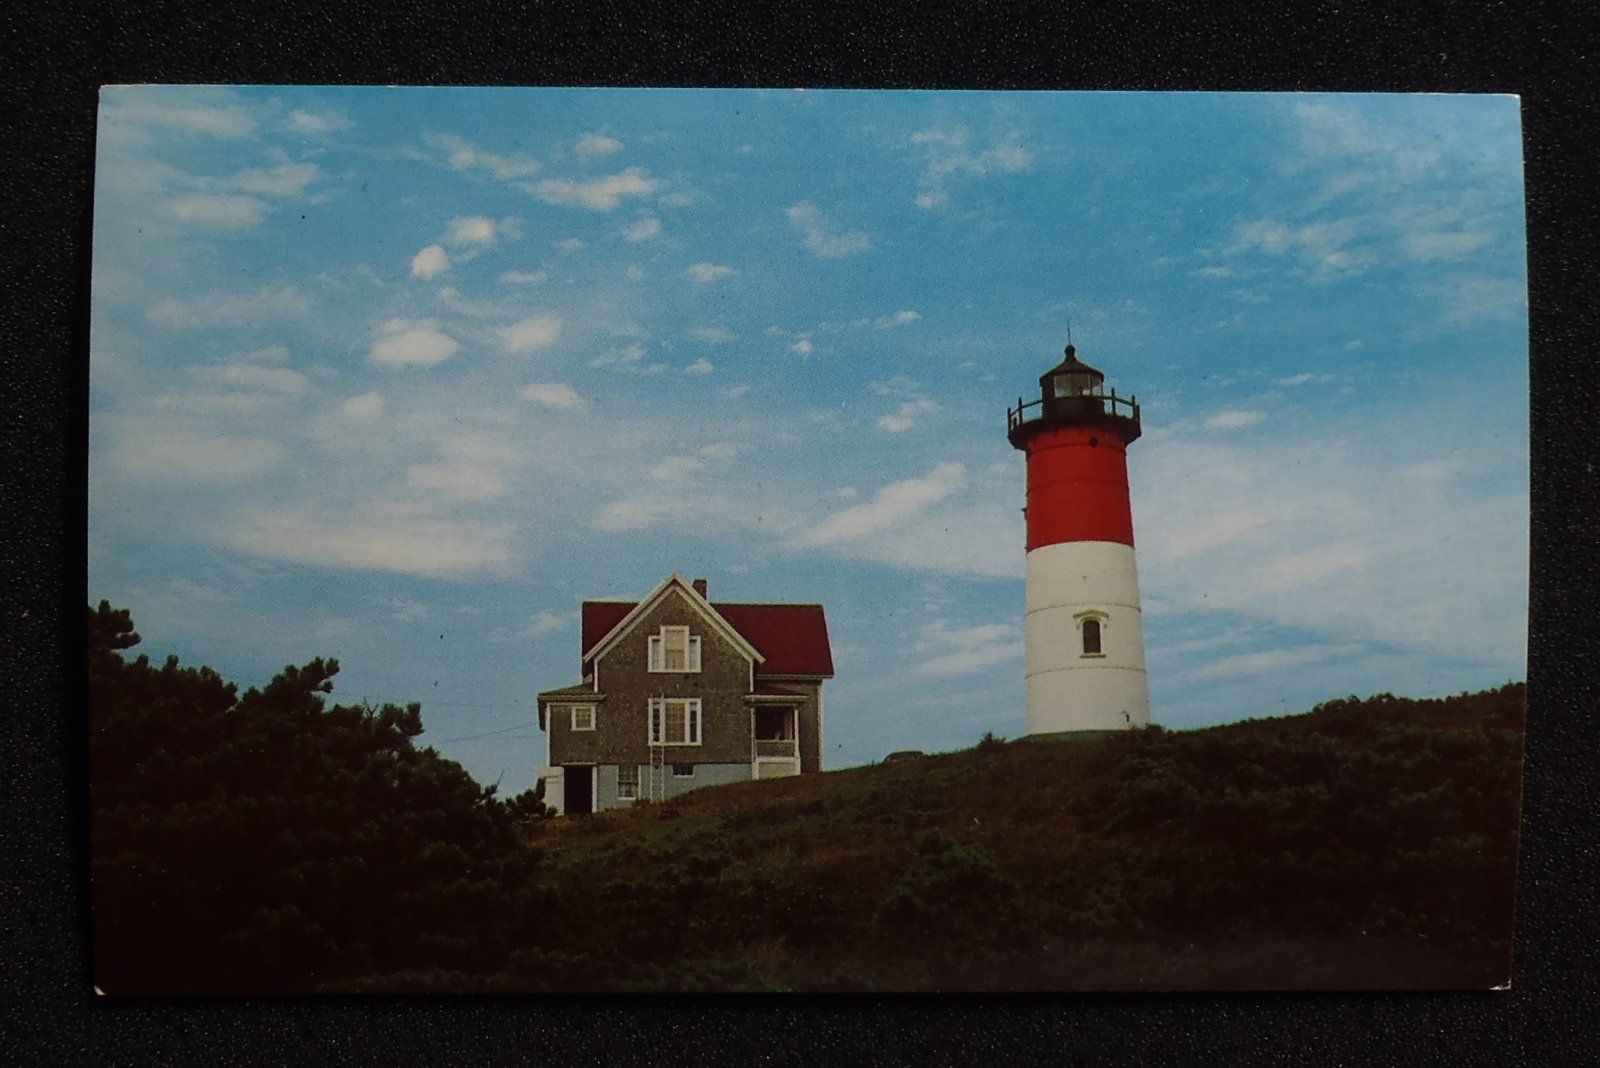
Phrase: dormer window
[
  {"left": 1075, "top": 611, "right": 1108, "bottom": 658},
  {"left": 648, "top": 625, "right": 702, "bottom": 672}
]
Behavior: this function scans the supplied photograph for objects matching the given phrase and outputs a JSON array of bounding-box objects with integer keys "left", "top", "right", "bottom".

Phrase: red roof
[{"left": 581, "top": 599, "right": 834, "bottom": 677}]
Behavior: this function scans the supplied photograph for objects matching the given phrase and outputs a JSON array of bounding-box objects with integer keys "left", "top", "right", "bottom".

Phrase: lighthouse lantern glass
[{"left": 1052, "top": 370, "right": 1099, "bottom": 398}]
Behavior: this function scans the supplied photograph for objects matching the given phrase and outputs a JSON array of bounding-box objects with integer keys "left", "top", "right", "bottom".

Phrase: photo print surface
[{"left": 88, "top": 87, "right": 1527, "bottom": 993}]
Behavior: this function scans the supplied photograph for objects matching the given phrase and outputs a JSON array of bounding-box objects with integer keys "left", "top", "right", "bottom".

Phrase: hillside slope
[{"left": 500, "top": 685, "right": 1524, "bottom": 992}]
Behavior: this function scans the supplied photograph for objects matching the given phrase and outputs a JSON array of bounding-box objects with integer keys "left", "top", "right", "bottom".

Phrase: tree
[{"left": 88, "top": 602, "right": 533, "bottom": 993}]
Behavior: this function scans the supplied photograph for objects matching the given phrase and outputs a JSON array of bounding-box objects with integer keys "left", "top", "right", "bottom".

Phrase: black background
[{"left": 3, "top": 2, "right": 1598, "bottom": 1063}]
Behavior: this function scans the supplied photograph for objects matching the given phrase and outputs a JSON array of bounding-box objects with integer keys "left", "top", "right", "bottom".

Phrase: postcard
[{"left": 88, "top": 87, "right": 1527, "bottom": 993}]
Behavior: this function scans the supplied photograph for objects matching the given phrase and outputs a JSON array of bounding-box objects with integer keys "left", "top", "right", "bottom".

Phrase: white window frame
[
  {"left": 648, "top": 625, "right": 702, "bottom": 673},
  {"left": 1076, "top": 612, "right": 1108, "bottom": 659},
  {"left": 616, "top": 764, "right": 640, "bottom": 801},
  {"left": 569, "top": 704, "right": 597, "bottom": 731},
  {"left": 648, "top": 697, "right": 703, "bottom": 746}
]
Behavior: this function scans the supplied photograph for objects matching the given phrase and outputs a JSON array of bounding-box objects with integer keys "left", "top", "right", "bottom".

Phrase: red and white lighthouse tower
[{"left": 1007, "top": 343, "right": 1150, "bottom": 733}]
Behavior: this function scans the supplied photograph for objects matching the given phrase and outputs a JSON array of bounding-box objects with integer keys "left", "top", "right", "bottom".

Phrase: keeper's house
[{"left": 536, "top": 574, "right": 834, "bottom": 814}]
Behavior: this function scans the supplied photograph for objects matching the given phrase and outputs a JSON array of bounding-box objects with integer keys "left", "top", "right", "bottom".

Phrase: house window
[
  {"left": 672, "top": 763, "right": 695, "bottom": 778},
  {"left": 648, "top": 697, "right": 703, "bottom": 746},
  {"left": 617, "top": 765, "right": 639, "bottom": 800},
  {"left": 648, "top": 625, "right": 702, "bottom": 672},
  {"left": 1081, "top": 618, "right": 1103, "bottom": 657},
  {"left": 570, "top": 705, "right": 596, "bottom": 731}
]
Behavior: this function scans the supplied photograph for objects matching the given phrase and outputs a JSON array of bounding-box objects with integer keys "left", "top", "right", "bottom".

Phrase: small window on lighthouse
[{"left": 1081, "top": 618, "right": 1103, "bottom": 657}]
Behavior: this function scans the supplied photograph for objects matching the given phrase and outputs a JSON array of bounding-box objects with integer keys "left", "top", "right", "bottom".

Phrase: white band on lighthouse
[{"left": 1025, "top": 540, "right": 1150, "bottom": 734}]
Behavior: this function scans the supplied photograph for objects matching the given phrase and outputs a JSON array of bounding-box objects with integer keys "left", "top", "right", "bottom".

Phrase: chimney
[{"left": 692, "top": 577, "right": 708, "bottom": 599}]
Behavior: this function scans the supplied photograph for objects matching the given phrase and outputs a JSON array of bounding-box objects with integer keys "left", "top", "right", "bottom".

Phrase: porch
[{"left": 752, "top": 704, "right": 800, "bottom": 778}]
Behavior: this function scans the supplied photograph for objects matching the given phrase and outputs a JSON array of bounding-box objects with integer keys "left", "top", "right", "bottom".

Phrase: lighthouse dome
[
  {"left": 1006, "top": 341, "right": 1141, "bottom": 450},
  {"left": 1041, "top": 344, "right": 1105, "bottom": 399}
]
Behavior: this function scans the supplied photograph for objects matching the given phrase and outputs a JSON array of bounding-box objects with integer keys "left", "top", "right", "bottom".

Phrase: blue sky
[{"left": 88, "top": 87, "right": 1528, "bottom": 791}]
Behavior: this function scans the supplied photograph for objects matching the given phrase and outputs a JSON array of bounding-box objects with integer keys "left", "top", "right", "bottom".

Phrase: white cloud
[
  {"left": 106, "top": 415, "right": 284, "bottom": 482},
  {"left": 228, "top": 163, "right": 320, "bottom": 197},
  {"left": 794, "top": 463, "right": 965, "bottom": 548},
  {"left": 685, "top": 262, "right": 736, "bottom": 284},
  {"left": 872, "top": 377, "right": 940, "bottom": 432},
  {"left": 229, "top": 345, "right": 291, "bottom": 363},
  {"left": 1259, "top": 545, "right": 1372, "bottom": 592},
  {"left": 595, "top": 500, "right": 667, "bottom": 532},
  {"left": 1229, "top": 217, "right": 1371, "bottom": 283},
  {"left": 406, "top": 461, "right": 506, "bottom": 501},
  {"left": 875, "top": 309, "right": 921, "bottom": 328},
  {"left": 1430, "top": 274, "right": 1526, "bottom": 325},
  {"left": 1274, "top": 372, "right": 1335, "bottom": 387},
  {"left": 411, "top": 244, "right": 450, "bottom": 279},
  {"left": 340, "top": 392, "right": 384, "bottom": 419},
  {"left": 1190, "top": 264, "right": 1236, "bottom": 279},
  {"left": 1134, "top": 412, "right": 1527, "bottom": 670},
  {"left": 520, "top": 382, "right": 585, "bottom": 409},
  {"left": 689, "top": 326, "right": 736, "bottom": 343},
  {"left": 786, "top": 200, "right": 872, "bottom": 258},
  {"left": 722, "top": 384, "right": 751, "bottom": 399},
  {"left": 436, "top": 286, "right": 521, "bottom": 319},
  {"left": 520, "top": 611, "right": 575, "bottom": 639},
  {"left": 147, "top": 284, "right": 311, "bottom": 329},
  {"left": 555, "top": 237, "right": 584, "bottom": 252},
  {"left": 500, "top": 314, "right": 564, "bottom": 354},
  {"left": 876, "top": 400, "right": 939, "bottom": 433},
  {"left": 622, "top": 215, "right": 662, "bottom": 243},
  {"left": 684, "top": 358, "right": 715, "bottom": 375},
  {"left": 376, "top": 596, "right": 428, "bottom": 623},
  {"left": 499, "top": 269, "right": 549, "bottom": 285},
  {"left": 196, "top": 362, "right": 312, "bottom": 398},
  {"left": 649, "top": 456, "right": 703, "bottom": 480},
  {"left": 533, "top": 167, "right": 659, "bottom": 211},
  {"left": 575, "top": 132, "right": 624, "bottom": 160},
  {"left": 166, "top": 193, "right": 269, "bottom": 229},
  {"left": 220, "top": 509, "right": 516, "bottom": 579},
  {"left": 154, "top": 392, "right": 284, "bottom": 416},
  {"left": 103, "top": 96, "right": 257, "bottom": 140},
  {"left": 430, "top": 133, "right": 542, "bottom": 180},
  {"left": 369, "top": 320, "right": 459, "bottom": 368},
  {"left": 909, "top": 126, "right": 1031, "bottom": 209},
  {"left": 445, "top": 216, "right": 499, "bottom": 246},
  {"left": 589, "top": 342, "right": 647, "bottom": 368},
  {"left": 789, "top": 338, "right": 814, "bottom": 356},
  {"left": 1193, "top": 643, "right": 1363, "bottom": 681},
  {"left": 287, "top": 109, "right": 352, "bottom": 135},
  {"left": 914, "top": 620, "right": 1023, "bottom": 678},
  {"left": 699, "top": 442, "right": 749, "bottom": 460},
  {"left": 1401, "top": 229, "right": 1494, "bottom": 262},
  {"left": 1204, "top": 409, "right": 1267, "bottom": 430}
]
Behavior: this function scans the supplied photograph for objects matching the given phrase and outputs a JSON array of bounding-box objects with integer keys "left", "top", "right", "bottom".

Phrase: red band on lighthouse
[{"left": 1025, "top": 425, "right": 1135, "bottom": 550}]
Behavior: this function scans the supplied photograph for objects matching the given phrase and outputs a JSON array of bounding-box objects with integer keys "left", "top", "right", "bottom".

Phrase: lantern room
[{"left": 1007, "top": 344, "right": 1142, "bottom": 451}]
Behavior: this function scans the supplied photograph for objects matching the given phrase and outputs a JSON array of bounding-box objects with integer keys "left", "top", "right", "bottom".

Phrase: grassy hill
[
  {"left": 87, "top": 606, "right": 1524, "bottom": 993},
  {"left": 497, "top": 685, "right": 1524, "bottom": 992}
]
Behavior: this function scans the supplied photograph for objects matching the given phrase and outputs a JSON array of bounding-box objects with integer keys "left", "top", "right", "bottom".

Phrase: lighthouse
[{"left": 1006, "top": 343, "right": 1150, "bottom": 734}]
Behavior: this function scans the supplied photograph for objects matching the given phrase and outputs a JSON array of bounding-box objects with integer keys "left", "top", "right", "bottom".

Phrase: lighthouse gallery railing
[{"left": 1007, "top": 389, "right": 1140, "bottom": 432}]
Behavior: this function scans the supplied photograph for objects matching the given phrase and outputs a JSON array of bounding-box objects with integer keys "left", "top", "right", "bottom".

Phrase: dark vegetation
[{"left": 90, "top": 602, "right": 1524, "bottom": 993}]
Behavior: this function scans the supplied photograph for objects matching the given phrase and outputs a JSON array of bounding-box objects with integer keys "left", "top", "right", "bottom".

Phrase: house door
[{"left": 564, "top": 765, "right": 594, "bottom": 814}]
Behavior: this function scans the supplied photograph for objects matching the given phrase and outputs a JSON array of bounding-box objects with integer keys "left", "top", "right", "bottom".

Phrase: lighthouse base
[
  {"left": 1024, "top": 540, "right": 1151, "bottom": 735},
  {"left": 1026, "top": 668, "right": 1150, "bottom": 733}
]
